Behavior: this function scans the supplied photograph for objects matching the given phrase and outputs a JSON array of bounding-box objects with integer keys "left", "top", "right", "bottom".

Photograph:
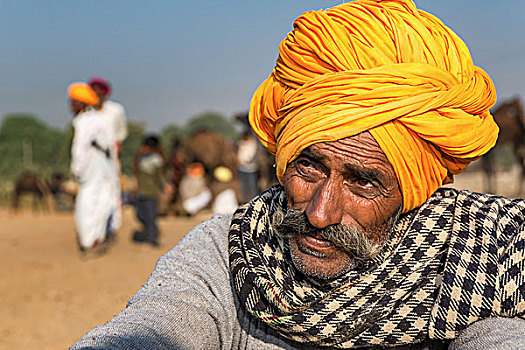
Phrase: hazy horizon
[{"left": 1, "top": 0, "right": 524, "bottom": 132}]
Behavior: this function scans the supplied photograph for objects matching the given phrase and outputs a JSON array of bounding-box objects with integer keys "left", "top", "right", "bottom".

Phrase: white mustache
[{"left": 272, "top": 209, "right": 389, "bottom": 261}]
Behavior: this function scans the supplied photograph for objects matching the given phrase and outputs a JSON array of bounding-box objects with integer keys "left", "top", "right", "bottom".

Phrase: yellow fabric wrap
[
  {"left": 249, "top": 0, "right": 498, "bottom": 212},
  {"left": 68, "top": 82, "right": 99, "bottom": 106}
]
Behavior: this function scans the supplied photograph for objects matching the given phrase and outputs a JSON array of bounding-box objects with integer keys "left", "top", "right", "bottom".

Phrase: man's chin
[{"left": 288, "top": 235, "right": 354, "bottom": 280}]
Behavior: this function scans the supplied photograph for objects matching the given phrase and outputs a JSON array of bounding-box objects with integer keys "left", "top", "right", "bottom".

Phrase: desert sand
[
  {"left": 0, "top": 206, "right": 209, "bottom": 350},
  {"left": 0, "top": 166, "right": 522, "bottom": 350}
]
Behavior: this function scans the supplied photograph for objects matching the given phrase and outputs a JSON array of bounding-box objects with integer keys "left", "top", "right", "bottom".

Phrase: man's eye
[
  {"left": 356, "top": 176, "right": 373, "bottom": 187},
  {"left": 295, "top": 158, "right": 319, "bottom": 178},
  {"left": 297, "top": 159, "right": 313, "bottom": 168},
  {"left": 350, "top": 174, "right": 382, "bottom": 199}
]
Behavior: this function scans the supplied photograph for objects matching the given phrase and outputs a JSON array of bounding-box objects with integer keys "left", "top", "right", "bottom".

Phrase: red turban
[{"left": 88, "top": 77, "right": 112, "bottom": 97}]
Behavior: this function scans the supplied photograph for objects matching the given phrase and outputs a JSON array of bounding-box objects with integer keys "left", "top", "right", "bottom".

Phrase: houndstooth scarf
[{"left": 229, "top": 185, "right": 525, "bottom": 348}]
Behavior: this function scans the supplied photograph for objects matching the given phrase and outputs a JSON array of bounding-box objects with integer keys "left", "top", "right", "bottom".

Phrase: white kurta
[
  {"left": 71, "top": 110, "right": 118, "bottom": 249},
  {"left": 97, "top": 100, "right": 127, "bottom": 232},
  {"left": 99, "top": 100, "right": 128, "bottom": 143}
]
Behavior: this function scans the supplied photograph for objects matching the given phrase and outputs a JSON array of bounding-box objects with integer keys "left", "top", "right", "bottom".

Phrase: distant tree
[
  {"left": 160, "top": 124, "right": 185, "bottom": 151},
  {"left": 120, "top": 120, "right": 146, "bottom": 176},
  {"left": 0, "top": 114, "right": 69, "bottom": 182},
  {"left": 0, "top": 110, "right": 244, "bottom": 184},
  {"left": 184, "top": 111, "right": 239, "bottom": 140}
]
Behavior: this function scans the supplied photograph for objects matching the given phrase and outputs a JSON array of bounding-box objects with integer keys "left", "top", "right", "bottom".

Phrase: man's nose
[{"left": 304, "top": 177, "right": 344, "bottom": 229}]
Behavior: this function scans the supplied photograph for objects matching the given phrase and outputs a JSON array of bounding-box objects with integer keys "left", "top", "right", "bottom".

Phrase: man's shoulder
[
  {"left": 131, "top": 214, "right": 235, "bottom": 305},
  {"left": 434, "top": 187, "right": 525, "bottom": 213},
  {"left": 104, "top": 100, "right": 125, "bottom": 113},
  {"left": 179, "top": 214, "right": 233, "bottom": 244},
  {"left": 165, "top": 214, "right": 234, "bottom": 265},
  {"left": 455, "top": 189, "right": 525, "bottom": 231},
  {"left": 432, "top": 187, "right": 525, "bottom": 243},
  {"left": 73, "top": 110, "right": 104, "bottom": 127},
  {"left": 75, "top": 109, "right": 96, "bottom": 119}
]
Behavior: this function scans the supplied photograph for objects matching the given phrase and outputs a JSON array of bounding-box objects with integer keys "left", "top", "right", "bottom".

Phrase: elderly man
[
  {"left": 71, "top": 0, "right": 525, "bottom": 349},
  {"left": 69, "top": 82, "right": 118, "bottom": 252},
  {"left": 88, "top": 77, "right": 128, "bottom": 148},
  {"left": 88, "top": 77, "right": 128, "bottom": 237}
]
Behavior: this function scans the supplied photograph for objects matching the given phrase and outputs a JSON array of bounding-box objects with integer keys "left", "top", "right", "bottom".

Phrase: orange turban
[
  {"left": 68, "top": 82, "right": 99, "bottom": 106},
  {"left": 249, "top": 0, "right": 498, "bottom": 213}
]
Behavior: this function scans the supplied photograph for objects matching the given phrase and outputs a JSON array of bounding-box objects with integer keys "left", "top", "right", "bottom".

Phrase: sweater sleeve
[
  {"left": 449, "top": 317, "right": 525, "bottom": 350},
  {"left": 69, "top": 215, "right": 239, "bottom": 350}
]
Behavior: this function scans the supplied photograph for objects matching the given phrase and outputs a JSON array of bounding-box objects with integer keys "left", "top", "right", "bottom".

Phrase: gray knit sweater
[{"left": 70, "top": 215, "right": 525, "bottom": 350}]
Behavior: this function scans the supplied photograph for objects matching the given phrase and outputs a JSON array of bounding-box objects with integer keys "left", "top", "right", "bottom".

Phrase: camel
[
  {"left": 12, "top": 172, "right": 57, "bottom": 214},
  {"left": 481, "top": 97, "right": 525, "bottom": 195},
  {"left": 168, "top": 128, "right": 240, "bottom": 215},
  {"left": 183, "top": 128, "right": 237, "bottom": 175}
]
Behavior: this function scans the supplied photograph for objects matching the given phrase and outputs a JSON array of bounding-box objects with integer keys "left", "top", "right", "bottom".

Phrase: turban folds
[
  {"left": 249, "top": 0, "right": 498, "bottom": 212},
  {"left": 68, "top": 82, "right": 99, "bottom": 106},
  {"left": 88, "top": 77, "right": 112, "bottom": 97}
]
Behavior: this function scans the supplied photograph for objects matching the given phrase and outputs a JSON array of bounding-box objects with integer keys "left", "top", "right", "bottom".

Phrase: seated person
[{"left": 71, "top": 1, "right": 525, "bottom": 349}]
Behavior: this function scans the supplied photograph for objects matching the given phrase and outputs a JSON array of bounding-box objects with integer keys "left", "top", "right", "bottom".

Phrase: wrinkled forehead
[{"left": 301, "top": 132, "right": 390, "bottom": 163}]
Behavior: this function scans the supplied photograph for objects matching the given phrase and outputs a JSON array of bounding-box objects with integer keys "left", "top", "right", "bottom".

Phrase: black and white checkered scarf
[{"left": 229, "top": 185, "right": 525, "bottom": 348}]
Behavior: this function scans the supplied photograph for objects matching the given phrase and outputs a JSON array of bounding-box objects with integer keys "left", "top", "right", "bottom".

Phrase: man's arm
[
  {"left": 70, "top": 215, "right": 239, "bottom": 350},
  {"left": 71, "top": 117, "right": 96, "bottom": 180},
  {"left": 449, "top": 317, "right": 525, "bottom": 350}
]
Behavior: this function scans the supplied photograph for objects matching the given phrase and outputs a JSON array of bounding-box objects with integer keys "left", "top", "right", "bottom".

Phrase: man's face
[
  {"left": 278, "top": 132, "right": 402, "bottom": 279},
  {"left": 69, "top": 99, "right": 84, "bottom": 115}
]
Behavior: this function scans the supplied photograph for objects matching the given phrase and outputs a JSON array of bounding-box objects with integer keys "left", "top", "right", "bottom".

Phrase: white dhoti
[
  {"left": 71, "top": 110, "right": 118, "bottom": 250},
  {"left": 98, "top": 100, "right": 128, "bottom": 233},
  {"left": 108, "top": 174, "right": 122, "bottom": 233},
  {"left": 74, "top": 153, "right": 116, "bottom": 249}
]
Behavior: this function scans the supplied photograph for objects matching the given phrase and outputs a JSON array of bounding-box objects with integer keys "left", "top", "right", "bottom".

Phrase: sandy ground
[
  {"left": 0, "top": 166, "right": 523, "bottom": 350},
  {"left": 0, "top": 206, "right": 210, "bottom": 350}
]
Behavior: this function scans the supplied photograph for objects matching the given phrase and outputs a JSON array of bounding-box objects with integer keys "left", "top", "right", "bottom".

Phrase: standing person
[
  {"left": 132, "top": 135, "right": 166, "bottom": 247},
  {"left": 88, "top": 77, "right": 128, "bottom": 149},
  {"left": 68, "top": 82, "right": 118, "bottom": 253},
  {"left": 166, "top": 135, "right": 186, "bottom": 215},
  {"left": 88, "top": 77, "right": 128, "bottom": 239},
  {"left": 236, "top": 130, "right": 259, "bottom": 203}
]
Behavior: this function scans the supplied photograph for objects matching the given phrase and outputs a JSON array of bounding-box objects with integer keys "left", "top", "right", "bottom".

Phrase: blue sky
[{"left": 0, "top": 0, "right": 524, "bottom": 131}]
